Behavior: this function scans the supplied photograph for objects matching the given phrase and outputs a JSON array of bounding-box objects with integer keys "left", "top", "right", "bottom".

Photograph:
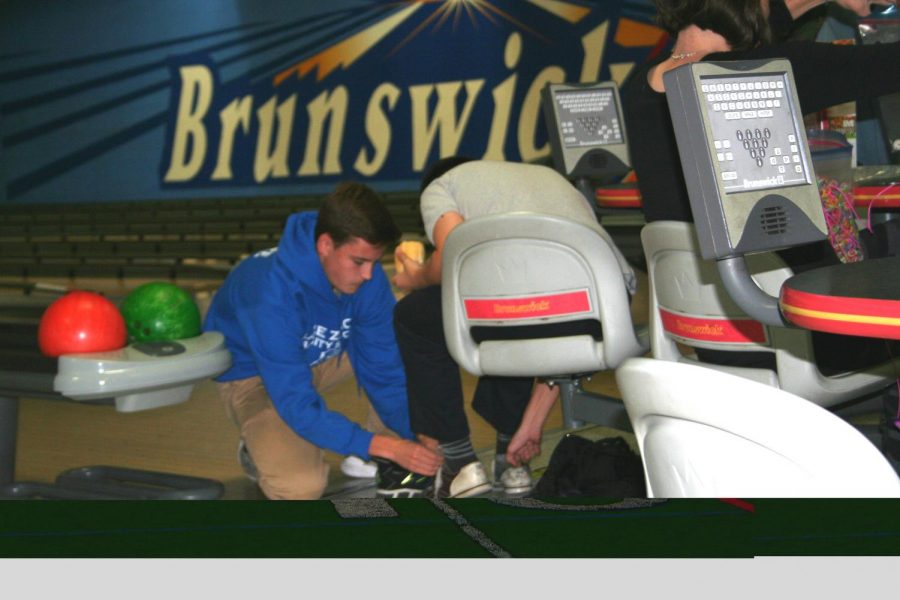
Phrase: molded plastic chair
[
  {"left": 640, "top": 220, "right": 900, "bottom": 408},
  {"left": 616, "top": 357, "right": 900, "bottom": 497},
  {"left": 442, "top": 211, "right": 648, "bottom": 429}
]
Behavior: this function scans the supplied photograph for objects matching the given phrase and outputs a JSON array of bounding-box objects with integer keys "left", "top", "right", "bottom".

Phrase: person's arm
[
  {"left": 246, "top": 298, "right": 377, "bottom": 459},
  {"left": 783, "top": 0, "right": 826, "bottom": 18},
  {"left": 506, "top": 382, "right": 560, "bottom": 467},
  {"left": 729, "top": 40, "right": 900, "bottom": 115},
  {"left": 772, "top": 0, "right": 881, "bottom": 41},
  {"left": 392, "top": 210, "right": 464, "bottom": 291},
  {"left": 828, "top": 0, "right": 892, "bottom": 17},
  {"left": 783, "top": 0, "right": 883, "bottom": 18},
  {"left": 347, "top": 267, "right": 443, "bottom": 475}
]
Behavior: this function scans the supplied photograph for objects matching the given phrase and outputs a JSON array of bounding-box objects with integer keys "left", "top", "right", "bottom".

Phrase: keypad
[
  {"left": 700, "top": 75, "right": 806, "bottom": 190},
  {"left": 556, "top": 89, "right": 623, "bottom": 147}
]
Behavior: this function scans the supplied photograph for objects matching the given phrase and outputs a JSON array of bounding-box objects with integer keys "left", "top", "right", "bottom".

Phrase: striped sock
[
  {"left": 439, "top": 437, "right": 477, "bottom": 472},
  {"left": 495, "top": 432, "right": 512, "bottom": 457},
  {"left": 494, "top": 433, "right": 513, "bottom": 480}
]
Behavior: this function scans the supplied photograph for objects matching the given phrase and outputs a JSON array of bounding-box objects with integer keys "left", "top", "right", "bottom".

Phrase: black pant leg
[
  {"left": 393, "top": 285, "right": 470, "bottom": 442},
  {"left": 471, "top": 375, "right": 534, "bottom": 437}
]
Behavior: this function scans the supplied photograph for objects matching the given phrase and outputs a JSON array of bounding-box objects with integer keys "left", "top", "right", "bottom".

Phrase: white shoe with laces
[
  {"left": 340, "top": 455, "right": 377, "bottom": 478},
  {"left": 493, "top": 460, "right": 532, "bottom": 495},
  {"left": 434, "top": 461, "right": 493, "bottom": 498}
]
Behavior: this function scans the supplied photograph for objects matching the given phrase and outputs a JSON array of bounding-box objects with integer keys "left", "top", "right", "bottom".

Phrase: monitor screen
[
  {"left": 699, "top": 71, "right": 811, "bottom": 194},
  {"left": 552, "top": 87, "right": 624, "bottom": 148}
]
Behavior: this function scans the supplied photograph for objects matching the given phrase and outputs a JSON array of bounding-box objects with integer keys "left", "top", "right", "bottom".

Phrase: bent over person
[
  {"left": 204, "top": 182, "right": 442, "bottom": 499},
  {"left": 392, "top": 158, "right": 637, "bottom": 498}
]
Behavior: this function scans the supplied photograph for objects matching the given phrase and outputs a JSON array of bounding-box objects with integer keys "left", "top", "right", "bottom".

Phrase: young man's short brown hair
[{"left": 315, "top": 182, "right": 401, "bottom": 248}]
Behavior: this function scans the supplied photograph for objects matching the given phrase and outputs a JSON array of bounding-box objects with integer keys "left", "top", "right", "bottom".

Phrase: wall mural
[{"left": 0, "top": 0, "right": 667, "bottom": 205}]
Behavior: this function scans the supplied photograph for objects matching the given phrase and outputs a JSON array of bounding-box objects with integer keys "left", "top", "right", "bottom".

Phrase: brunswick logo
[
  {"left": 658, "top": 309, "right": 769, "bottom": 344},
  {"left": 673, "top": 319, "right": 726, "bottom": 337},
  {"left": 464, "top": 289, "right": 592, "bottom": 320},
  {"left": 493, "top": 300, "right": 552, "bottom": 315},
  {"left": 160, "top": 1, "right": 664, "bottom": 188}
]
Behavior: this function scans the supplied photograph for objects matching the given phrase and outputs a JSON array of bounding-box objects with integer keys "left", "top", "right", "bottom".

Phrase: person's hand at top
[
  {"left": 834, "top": 0, "right": 895, "bottom": 16},
  {"left": 782, "top": 0, "right": 893, "bottom": 18}
]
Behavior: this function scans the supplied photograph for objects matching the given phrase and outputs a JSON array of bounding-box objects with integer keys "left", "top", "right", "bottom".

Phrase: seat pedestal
[{"left": 553, "top": 378, "right": 632, "bottom": 431}]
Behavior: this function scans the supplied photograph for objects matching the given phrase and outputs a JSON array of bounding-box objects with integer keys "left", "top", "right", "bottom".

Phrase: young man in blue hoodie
[{"left": 204, "top": 182, "right": 442, "bottom": 499}]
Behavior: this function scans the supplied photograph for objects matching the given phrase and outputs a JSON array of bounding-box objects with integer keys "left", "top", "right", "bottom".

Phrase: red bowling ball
[{"left": 38, "top": 291, "right": 128, "bottom": 357}]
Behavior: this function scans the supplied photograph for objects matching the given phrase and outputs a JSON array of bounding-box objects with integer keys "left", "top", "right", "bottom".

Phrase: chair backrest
[
  {"left": 442, "top": 211, "right": 646, "bottom": 378},
  {"left": 616, "top": 357, "right": 900, "bottom": 497},
  {"left": 640, "top": 220, "right": 899, "bottom": 406}
]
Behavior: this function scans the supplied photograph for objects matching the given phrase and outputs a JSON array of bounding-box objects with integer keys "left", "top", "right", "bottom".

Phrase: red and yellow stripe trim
[
  {"left": 779, "top": 286, "right": 900, "bottom": 340},
  {"left": 595, "top": 185, "right": 643, "bottom": 208},
  {"left": 853, "top": 185, "right": 900, "bottom": 208}
]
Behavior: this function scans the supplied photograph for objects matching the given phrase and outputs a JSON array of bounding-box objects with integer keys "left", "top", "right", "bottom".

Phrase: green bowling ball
[{"left": 120, "top": 282, "right": 202, "bottom": 343}]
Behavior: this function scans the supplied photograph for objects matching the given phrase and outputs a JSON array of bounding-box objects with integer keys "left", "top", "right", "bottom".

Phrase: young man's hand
[
  {"left": 391, "top": 249, "right": 426, "bottom": 291},
  {"left": 369, "top": 435, "right": 443, "bottom": 475},
  {"left": 505, "top": 381, "right": 560, "bottom": 467},
  {"left": 416, "top": 433, "right": 440, "bottom": 452},
  {"left": 506, "top": 427, "right": 543, "bottom": 467}
]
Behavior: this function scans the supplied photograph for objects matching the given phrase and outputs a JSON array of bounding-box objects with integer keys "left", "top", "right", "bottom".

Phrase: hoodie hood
[{"left": 272, "top": 211, "right": 340, "bottom": 303}]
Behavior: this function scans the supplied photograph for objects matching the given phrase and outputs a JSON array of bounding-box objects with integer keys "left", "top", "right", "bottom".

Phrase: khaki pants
[{"left": 217, "top": 355, "right": 387, "bottom": 500}]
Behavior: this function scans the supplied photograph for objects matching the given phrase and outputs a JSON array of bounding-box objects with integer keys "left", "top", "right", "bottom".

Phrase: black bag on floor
[{"left": 533, "top": 434, "right": 646, "bottom": 498}]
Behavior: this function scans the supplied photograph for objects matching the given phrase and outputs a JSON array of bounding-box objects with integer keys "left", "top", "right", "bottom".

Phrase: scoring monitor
[
  {"left": 541, "top": 81, "right": 631, "bottom": 182},
  {"left": 663, "top": 59, "right": 826, "bottom": 261}
]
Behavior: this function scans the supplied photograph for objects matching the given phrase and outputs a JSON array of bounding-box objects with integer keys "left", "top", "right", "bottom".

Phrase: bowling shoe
[
  {"left": 340, "top": 455, "right": 377, "bottom": 478},
  {"left": 373, "top": 458, "right": 433, "bottom": 498},
  {"left": 432, "top": 461, "right": 492, "bottom": 499},
  {"left": 492, "top": 460, "right": 532, "bottom": 496}
]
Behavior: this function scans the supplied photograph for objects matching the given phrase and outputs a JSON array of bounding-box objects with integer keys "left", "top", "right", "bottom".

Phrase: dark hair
[
  {"left": 653, "top": 0, "right": 771, "bottom": 51},
  {"left": 419, "top": 156, "right": 475, "bottom": 193},
  {"left": 315, "top": 182, "right": 401, "bottom": 248}
]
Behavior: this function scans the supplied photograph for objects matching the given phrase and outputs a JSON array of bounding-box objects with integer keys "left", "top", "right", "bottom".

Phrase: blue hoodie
[{"left": 203, "top": 211, "right": 413, "bottom": 459}]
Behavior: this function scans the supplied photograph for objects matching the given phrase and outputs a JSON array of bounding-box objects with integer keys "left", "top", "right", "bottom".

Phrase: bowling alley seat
[
  {"left": 616, "top": 357, "right": 900, "bottom": 497},
  {"left": 441, "top": 211, "right": 649, "bottom": 430},
  {"left": 0, "top": 292, "right": 231, "bottom": 499},
  {"left": 639, "top": 220, "right": 900, "bottom": 410}
]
